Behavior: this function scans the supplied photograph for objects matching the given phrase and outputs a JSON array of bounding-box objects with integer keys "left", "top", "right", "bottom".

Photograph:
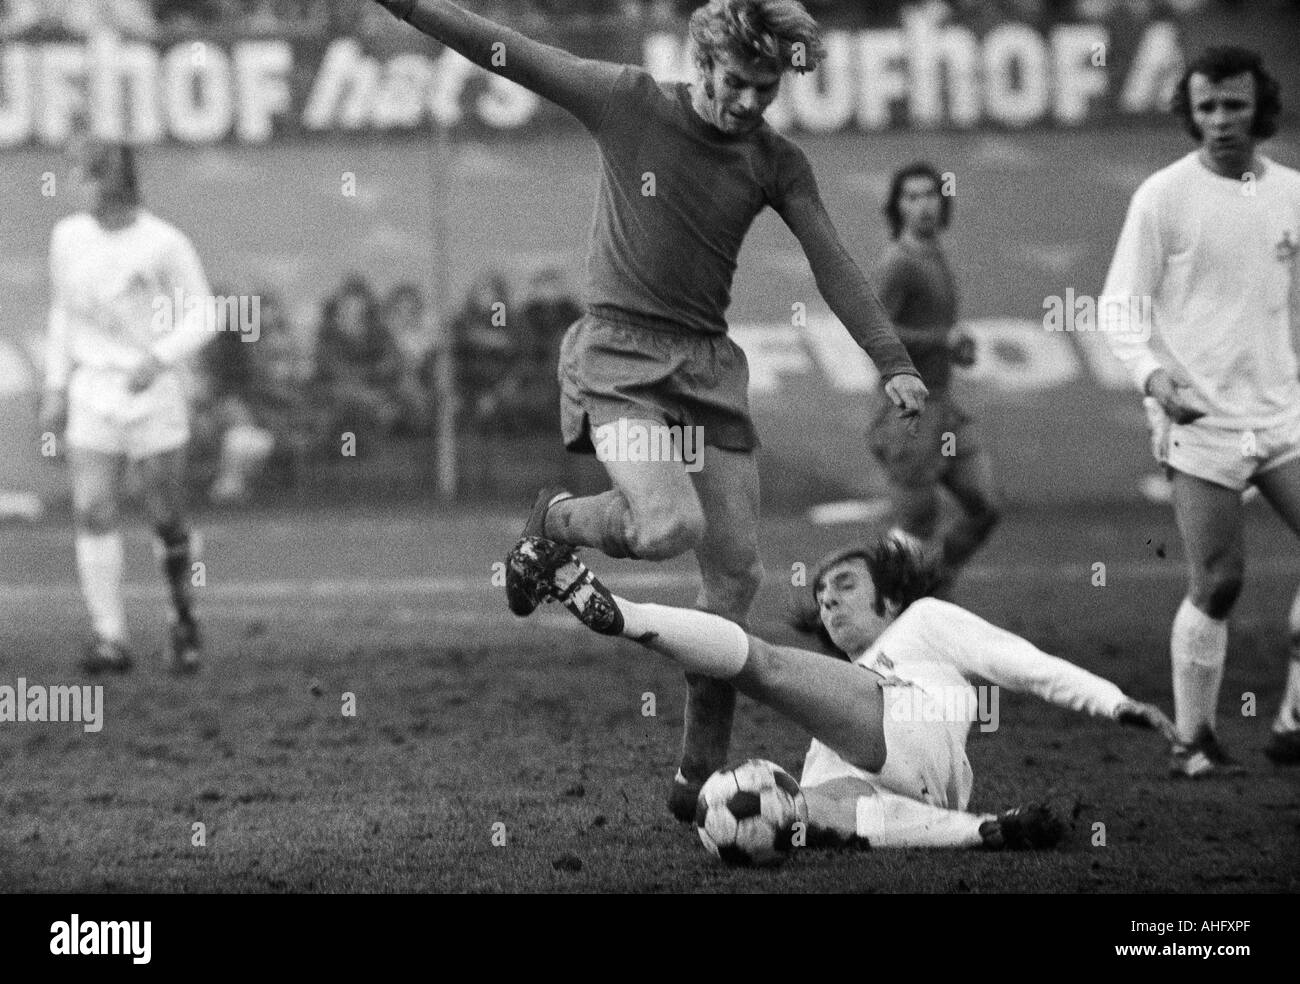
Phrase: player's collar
[{"left": 1191, "top": 148, "right": 1269, "bottom": 183}]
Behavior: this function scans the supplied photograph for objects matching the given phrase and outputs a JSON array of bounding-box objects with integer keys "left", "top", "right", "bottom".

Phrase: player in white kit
[
  {"left": 1101, "top": 47, "right": 1300, "bottom": 772},
  {"left": 507, "top": 533, "right": 1175, "bottom": 848},
  {"left": 40, "top": 142, "right": 214, "bottom": 674}
]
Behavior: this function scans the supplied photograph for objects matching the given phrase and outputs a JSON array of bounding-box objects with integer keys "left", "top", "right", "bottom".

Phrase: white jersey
[
  {"left": 45, "top": 210, "right": 213, "bottom": 390},
  {"left": 800, "top": 598, "right": 1127, "bottom": 810},
  {"left": 1100, "top": 152, "right": 1300, "bottom": 429}
]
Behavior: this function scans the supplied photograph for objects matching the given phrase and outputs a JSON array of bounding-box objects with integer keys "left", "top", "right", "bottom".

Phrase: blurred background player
[
  {"left": 508, "top": 532, "right": 1174, "bottom": 849},
  {"left": 193, "top": 287, "right": 314, "bottom": 504},
  {"left": 1101, "top": 45, "right": 1300, "bottom": 773},
  {"left": 868, "top": 162, "right": 999, "bottom": 594},
  {"left": 374, "top": 0, "right": 928, "bottom": 821},
  {"left": 313, "top": 273, "right": 403, "bottom": 451},
  {"left": 39, "top": 141, "right": 216, "bottom": 674}
]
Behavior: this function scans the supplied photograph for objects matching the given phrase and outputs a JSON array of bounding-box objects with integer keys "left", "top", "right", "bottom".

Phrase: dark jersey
[
  {"left": 402, "top": 0, "right": 917, "bottom": 380},
  {"left": 585, "top": 70, "right": 817, "bottom": 333},
  {"left": 875, "top": 240, "right": 959, "bottom": 391}
]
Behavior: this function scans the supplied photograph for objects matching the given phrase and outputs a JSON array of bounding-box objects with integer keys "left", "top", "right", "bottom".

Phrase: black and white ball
[{"left": 694, "top": 759, "right": 808, "bottom": 867}]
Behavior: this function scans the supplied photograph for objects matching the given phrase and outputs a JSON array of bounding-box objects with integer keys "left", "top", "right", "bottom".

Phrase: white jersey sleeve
[
  {"left": 1099, "top": 179, "right": 1165, "bottom": 392},
  {"left": 45, "top": 224, "right": 73, "bottom": 390},
  {"left": 151, "top": 227, "right": 215, "bottom": 367},
  {"left": 1098, "top": 154, "right": 1300, "bottom": 427},
  {"left": 906, "top": 598, "right": 1128, "bottom": 719}
]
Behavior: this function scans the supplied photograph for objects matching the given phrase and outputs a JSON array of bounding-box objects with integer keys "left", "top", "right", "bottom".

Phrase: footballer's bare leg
[
  {"left": 1167, "top": 470, "right": 1246, "bottom": 774},
  {"left": 936, "top": 449, "right": 1001, "bottom": 588},
  {"left": 1249, "top": 457, "right": 1300, "bottom": 762},
  {"left": 506, "top": 420, "right": 706, "bottom": 616},
  {"left": 527, "top": 549, "right": 1066, "bottom": 849},
  {"left": 538, "top": 579, "right": 1058, "bottom": 852},
  {"left": 601, "top": 604, "right": 889, "bottom": 773},
  {"left": 511, "top": 541, "right": 1072, "bottom": 849},
  {"left": 509, "top": 538, "right": 882, "bottom": 754},
  {"left": 669, "top": 447, "right": 764, "bottom": 819},
  {"left": 544, "top": 419, "right": 706, "bottom": 561},
  {"left": 138, "top": 448, "right": 203, "bottom": 674},
  {"left": 70, "top": 448, "right": 132, "bottom": 673}
]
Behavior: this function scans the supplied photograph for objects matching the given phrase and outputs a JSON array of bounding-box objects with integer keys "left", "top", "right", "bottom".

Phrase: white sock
[
  {"left": 76, "top": 531, "right": 126, "bottom": 643},
  {"left": 225, "top": 425, "right": 274, "bottom": 473},
  {"left": 615, "top": 598, "right": 749, "bottom": 679},
  {"left": 1170, "top": 597, "right": 1227, "bottom": 743},
  {"left": 1274, "top": 659, "right": 1300, "bottom": 733},
  {"left": 1278, "top": 589, "right": 1300, "bottom": 733},
  {"left": 855, "top": 786, "right": 989, "bottom": 849}
]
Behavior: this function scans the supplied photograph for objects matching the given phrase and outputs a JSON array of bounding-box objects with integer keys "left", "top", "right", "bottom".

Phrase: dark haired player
[
  {"left": 373, "top": 0, "right": 927, "bottom": 818},
  {"left": 1101, "top": 46, "right": 1300, "bottom": 772},
  {"left": 40, "top": 141, "right": 211, "bottom": 674},
  {"left": 868, "top": 162, "right": 999, "bottom": 594},
  {"left": 505, "top": 533, "right": 1174, "bottom": 849}
]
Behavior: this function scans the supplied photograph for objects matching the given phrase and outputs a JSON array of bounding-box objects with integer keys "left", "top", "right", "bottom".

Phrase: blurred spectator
[
  {"left": 384, "top": 281, "right": 440, "bottom": 436},
  {"left": 451, "top": 270, "right": 521, "bottom": 434},
  {"left": 193, "top": 289, "right": 318, "bottom": 503},
  {"left": 515, "top": 266, "right": 582, "bottom": 435},
  {"left": 2, "top": 0, "right": 157, "bottom": 37},
  {"left": 153, "top": 0, "right": 328, "bottom": 36},
  {"left": 151, "top": 0, "right": 223, "bottom": 31},
  {"left": 314, "top": 274, "right": 403, "bottom": 451}
]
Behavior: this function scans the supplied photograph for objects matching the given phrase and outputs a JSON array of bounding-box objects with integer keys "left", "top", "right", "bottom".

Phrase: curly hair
[
  {"left": 789, "top": 534, "right": 941, "bottom": 658},
  {"left": 688, "top": 0, "right": 825, "bottom": 76},
  {"left": 1170, "top": 45, "right": 1282, "bottom": 142},
  {"left": 882, "top": 161, "right": 952, "bottom": 240}
]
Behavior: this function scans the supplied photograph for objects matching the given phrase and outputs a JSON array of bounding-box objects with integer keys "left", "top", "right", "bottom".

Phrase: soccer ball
[{"left": 694, "top": 758, "right": 808, "bottom": 867}]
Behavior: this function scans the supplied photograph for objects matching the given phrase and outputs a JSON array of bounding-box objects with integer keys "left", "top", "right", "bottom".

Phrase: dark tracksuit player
[{"left": 867, "top": 162, "right": 1001, "bottom": 596}]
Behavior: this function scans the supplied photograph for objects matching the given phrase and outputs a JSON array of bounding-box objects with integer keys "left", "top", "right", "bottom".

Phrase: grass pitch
[{"left": 1, "top": 503, "right": 1297, "bottom": 893}]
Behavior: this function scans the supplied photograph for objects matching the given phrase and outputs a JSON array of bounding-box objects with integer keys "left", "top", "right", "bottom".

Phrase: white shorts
[
  {"left": 874, "top": 684, "right": 973, "bottom": 810},
  {"left": 799, "top": 684, "right": 974, "bottom": 812},
  {"left": 67, "top": 366, "right": 190, "bottom": 460},
  {"left": 1145, "top": 398, "right": 1300, "bottom": 492}
]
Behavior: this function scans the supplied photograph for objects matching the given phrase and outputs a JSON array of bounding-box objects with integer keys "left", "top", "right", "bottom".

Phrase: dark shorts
[
  {"left": 868, "top": 389, "right": 980, "bottom": 488},
  {"left": 558, "top": 313, "right": 759, "bottom": 454}
]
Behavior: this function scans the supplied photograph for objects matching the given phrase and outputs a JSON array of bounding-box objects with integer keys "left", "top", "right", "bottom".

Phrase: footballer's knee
[
  {"left": 141, "top": 481, "right": 185, "bottom": 529},
  {"left": 74, "top": 499, "right": 118, "bottom": 535},
  {"left": 699, "top": 555, "right": 763, "bottom": 623},
  {"left": 1192, "top": 559, "right": 1244, "bottom": 619},
  {"left": 153, "top": 517, "right": 190, "bottom": 548},
  {"left": 144, "top": 501, "right": 184, "bottom": 533},
  {"left": 839, "top": 735, "right": 886, "bottom": 775},
  {"left": 628, "top": 504, "right": 705, "bottom": 560}
]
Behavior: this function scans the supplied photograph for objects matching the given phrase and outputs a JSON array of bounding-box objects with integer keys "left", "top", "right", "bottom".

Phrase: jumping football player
[
  {"left": 506, "top": 533, "right": 1174, "bottom": 849},
  {"left": 1100, "top": 46, "right": 1300, "bottom": 772},
  {"left": 868, "top": 162, "right": 999, "bottom": 593},
  {"left": 374, "top": 0, "right": 928, "bottom": 819},
  {"left": 40, "top": 141, "right": 213, "bottom": 674}
]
